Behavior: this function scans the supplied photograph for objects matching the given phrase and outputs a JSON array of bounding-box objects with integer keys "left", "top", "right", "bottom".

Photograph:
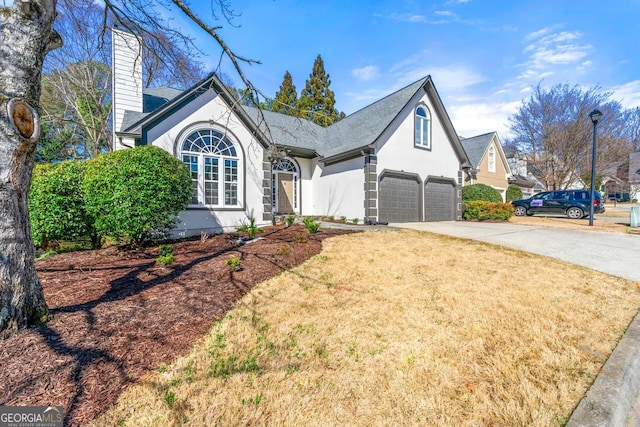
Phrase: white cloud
[
  {"left": 352, "top": 65, "right": 381, "bottom": 81},
  {"left": 386, "top": 50, "right": 486, "bottom": 91},
  {"left": 389, "top": 13, "right": 427, "bottom": 23},
  {"left": 610, "top": 80, "right": 640, "bottom": 108},
  {"left": 525, "top": 27, "right": 554, "bottom": 41},
  {"left": 427, "top": 66, "right": 486, "bottom": 93},
  {"left": 449, "top": 101, "right": 521, "bottom": 138},
  {"left": 435, "top": 10, "right": 456, "bottom": 17},
  {"left": 518, "top": 29, "right": 591, "bottom": 80}
]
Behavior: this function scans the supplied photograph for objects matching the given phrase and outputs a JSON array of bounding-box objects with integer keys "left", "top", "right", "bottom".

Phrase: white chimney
[{"left": 111, "top": 28, "right": 142, "bottom": 150}]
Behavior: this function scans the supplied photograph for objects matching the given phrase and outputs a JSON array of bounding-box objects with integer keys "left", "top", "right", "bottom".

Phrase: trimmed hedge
[
  {"left": 29, "top": 161, "right": 96, "bottom": 248},
  {"left": 463, "top": 201, "right": 514, "bottom": 221},
  {"left": 462, "top": 183, "right": 502, "bottom": 203},
  {"left": 506, "top": 184, "right": 523, "bottom": 202},
  {"left": 30, "top": 145, "right": 192, "bottom": 248},
  {"left": 84, "top": 145, "right": 192, "bottom": 245}
]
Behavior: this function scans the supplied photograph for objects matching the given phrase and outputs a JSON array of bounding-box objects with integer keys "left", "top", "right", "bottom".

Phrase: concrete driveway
[
  {"left": 390, "top": 221, "right": 640, "bottom": 282},
  {"left": 390, "top": 220, "right": 640, "bottom": 426}
]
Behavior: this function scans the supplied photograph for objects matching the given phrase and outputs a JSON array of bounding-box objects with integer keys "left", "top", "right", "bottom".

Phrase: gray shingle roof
[
  {"left": 117, "top": 74, "right": 467, "bottom": 164},
  {"left": 460, "top": 132, "right": 495, "bottom": 168},
  {"left": 143, "top": 87, "right": 183, "bottom": 112},
  {"left": 322, "top": 77, "right": 429, "bottom": 158},
  {"left": 120, "top": 111, "right": 147, "bottom": 133},
  {"left": 241, "top": 107, "right": 325, "bottom": 154}
]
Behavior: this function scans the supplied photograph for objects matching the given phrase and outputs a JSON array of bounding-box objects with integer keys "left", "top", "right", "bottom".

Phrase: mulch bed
[{"left": 0, "top": 225, "right": 354, "bottom": 426}]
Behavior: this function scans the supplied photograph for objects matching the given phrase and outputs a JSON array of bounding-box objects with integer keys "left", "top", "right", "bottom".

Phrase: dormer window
[{"left": 414, "top": 106, "right": 431, "bottom": 150}]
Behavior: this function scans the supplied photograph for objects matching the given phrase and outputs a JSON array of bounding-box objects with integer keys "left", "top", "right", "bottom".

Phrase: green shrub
[
  {"left": 506, "top": 184, "right": 523, "bottom": 202},
  {"left": 156, "top": 254, "right": 175, "bottom": 266},
  {"left": 302, "top": 217, "right": 320, "bottom": 234},
  {"left": 237, "top": 213, "right": 263, "bottom": 239},
  {"left": 463, "top": 201, "right": 514, "bottom": 221},
  {"left": 462, "top": 183, "right": 502, "bottom": 203},
  {"left": 285, "top": 215, "right": 296, "bottom": 227},
  {"left": 156, "top": 244, "right": 175, "bottom": 265},
  {"left": 352, "top": 217, "right": 359, "bottom": 224},
  {"left": 339, "top": 216, "right": 347, "bottom": 222},
  {"left": 226, "top": 256, "right": 242, "bottom": 270},
  {"left": 29, "top": 161, "right": 99, "bottom": 248},
  {"left": 83, "top": 146, "right": 192, "bottom": 245}
]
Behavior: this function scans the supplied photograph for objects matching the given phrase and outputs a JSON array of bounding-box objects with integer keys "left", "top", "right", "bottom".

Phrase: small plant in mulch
[
  {"left": 156, "top": 244, "right": 175, "bottom": 266},
  {"left": 326, "top": 215, "right": 335, "bottom": 222},
  {"left": 292, "top": 234, "right": 308, "bottom": 244},
  {"left": 339, "top": 216, "right": 347, "bottom": 222},
  {"left": 285, "top": 215, "right": 296, "bottom": 227},
  {"left": 237, "top": 214, "right": 264, "bottom": 239},
  {"left": 226, "top": 256, "right": 243, "bottom": 271},
  {"left": 352, "top": 217, "right": 359, "bottom": 224},
  {"left": 302, "top": 217, "right": 321, "bottom": 234},
  {"left": 275, "top": 244, "right": 291, "bottom": 255}
]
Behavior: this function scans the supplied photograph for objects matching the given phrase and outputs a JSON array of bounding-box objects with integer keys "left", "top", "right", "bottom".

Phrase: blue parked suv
[{"left": 512, "top": 190, "right": 605, "bottom": 219}]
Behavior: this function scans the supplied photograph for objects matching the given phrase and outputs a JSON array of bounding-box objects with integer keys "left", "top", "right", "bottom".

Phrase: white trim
[
  {"left": 414, "top": 104, "right": 431, "bottom": 150},
  {"left": 179, "top": 127, "right": 244, "bottom": 209},
  {"left": 488, "top": 145, "right": 496, "bottom": 173}
]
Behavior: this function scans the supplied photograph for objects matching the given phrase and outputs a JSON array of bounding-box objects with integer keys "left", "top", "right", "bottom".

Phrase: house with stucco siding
[{"left": 112, "top": 29, "right": 471, "bottom": 237}]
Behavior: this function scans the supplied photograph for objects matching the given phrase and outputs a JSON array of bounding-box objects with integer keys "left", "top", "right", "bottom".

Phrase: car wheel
[
  {"left": 514, "top": 206, "right": 527, "bottom": 216},
  {"left": 566, "top": 207, "right": 584, "bottom": 219}
]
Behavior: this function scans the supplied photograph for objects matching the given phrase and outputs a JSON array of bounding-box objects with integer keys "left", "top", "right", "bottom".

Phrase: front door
[{"left": 277, "top": 174, "right": 294, "bottom": 213}]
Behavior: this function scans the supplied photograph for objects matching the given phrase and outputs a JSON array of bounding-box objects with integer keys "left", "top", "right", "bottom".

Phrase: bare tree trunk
[{"left": 0, "top": 1, "right": 60, "bottom": 339}]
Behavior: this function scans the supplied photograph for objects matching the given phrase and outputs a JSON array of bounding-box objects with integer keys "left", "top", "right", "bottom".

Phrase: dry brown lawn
[
  {"left": 509, "top": 208, "right": 635, "bottom": 233},
  {"left": 95, "top": 229, "right": 640, "bottom": 426}
]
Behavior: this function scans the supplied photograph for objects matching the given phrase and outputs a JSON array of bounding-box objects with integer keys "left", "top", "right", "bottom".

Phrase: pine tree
[
  {"left": 272, "top": 71, "right": 299, "bottom": 116},
  {"left": 298, "top": 55, "right": 344, "bottom": 127}
]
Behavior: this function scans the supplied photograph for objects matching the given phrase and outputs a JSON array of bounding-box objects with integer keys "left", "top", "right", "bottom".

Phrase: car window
[
  {"left": 553, "top": 191, "right": 569, "bottom": 200},
  {"left": 575, "top": 191, "right": 588, "bottom": 200},
  {"left": 534, "top": 192, "right": 553, "bottom": 200}
]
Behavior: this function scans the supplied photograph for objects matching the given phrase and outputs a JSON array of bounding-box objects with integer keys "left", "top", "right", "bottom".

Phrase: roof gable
[
  {"left": 119, "top": 72, "right": 469, "bottom": 166},
  {"left": 322, "top": 77, "right": 428, "bottom": 158},
  {"left": 119, "top": 72, "right": 271, "bottom": 149},
  {"left": 461, "top": 131, "right": 511, "bottom": 174}
]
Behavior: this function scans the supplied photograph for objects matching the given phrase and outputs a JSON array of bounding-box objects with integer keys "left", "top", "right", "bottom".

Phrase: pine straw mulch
[{"left": 0, "top": 224, "right": 355, "bottom": 426}]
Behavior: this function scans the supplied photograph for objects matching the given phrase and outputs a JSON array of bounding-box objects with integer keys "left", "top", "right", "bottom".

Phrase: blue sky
[{"left": 176, "top": 0, "right": 639, "bottom": 139}]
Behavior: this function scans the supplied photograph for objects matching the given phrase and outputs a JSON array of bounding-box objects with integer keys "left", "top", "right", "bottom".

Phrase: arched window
[
  {"left": 488, "top": 145, "right": 496, "bottom": 173},
  {"left": 414, "top": 106, "right": 431, "bottom": 149},
  {"left": 272, "top": 158, "right": 299, "bottom": 213},
  {"left": 180, "top": 129, "right": 242, "bottom": 207}
]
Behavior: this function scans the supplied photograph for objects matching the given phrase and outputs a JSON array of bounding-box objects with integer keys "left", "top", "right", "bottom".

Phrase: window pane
[
  {"left": 415, "top": 117, "right": 422, "bottom": 145},
  {"left": 421, "top": 119, "right": 429, "bottom": 148},
  {"left": 205, "top": 182, "right": 218, "bottom": 205},
  {"left": 182, "top": 155, "right": 199, "bottom": 204},
  {"left": 204, "top": 157, "right": 218, "bottom": 181},
  {"left": 204, "top": 157, "right": 218, "bottom": 205},
  {"left": 225, "top": 159, "right": 238, "bottom": 205},
  {"left": 225, "top": 183, "right": 237, "bottom": 205}
]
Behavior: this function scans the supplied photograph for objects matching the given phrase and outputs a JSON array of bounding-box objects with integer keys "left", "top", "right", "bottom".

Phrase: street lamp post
[{"left": 588, "top": 109, "right": 602, "bottom": 226}]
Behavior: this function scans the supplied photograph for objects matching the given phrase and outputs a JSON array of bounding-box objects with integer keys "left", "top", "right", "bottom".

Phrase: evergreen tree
[
  {"left": 298, "top": 55, "right": 344, "bottom": 127},
  {"left": 272, "top": 71, "right": 299, "bottom": 116}
]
